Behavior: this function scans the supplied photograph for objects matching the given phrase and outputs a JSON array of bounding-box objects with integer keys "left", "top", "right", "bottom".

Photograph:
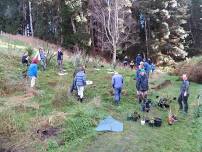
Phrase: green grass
[{"left": 0, "top": 35, "right": 202, "bottom": 152}]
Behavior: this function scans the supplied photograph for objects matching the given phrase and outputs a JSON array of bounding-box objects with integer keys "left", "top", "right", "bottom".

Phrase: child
[
  {"left": 130, "top": 61, "right": 135, "bottom": 70},
  {"left": 27, "top": 59, "right": 38, "bottom": 88}
]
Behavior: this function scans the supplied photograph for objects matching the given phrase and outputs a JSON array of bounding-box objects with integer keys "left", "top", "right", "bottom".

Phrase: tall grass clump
[{"left": 61, "top": 110, "right": 99, "bottom": 143}]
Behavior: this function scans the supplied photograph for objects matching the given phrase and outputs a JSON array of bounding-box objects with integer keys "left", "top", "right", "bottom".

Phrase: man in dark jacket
[
  {"left": 57, "top": 48, "right": 63, "bottom": 72},
  {"left": 136, "top": 69, "right": 148, "bottom": 103},
  {"left": 178, "top": 74, "right": 190, "bottom": 113},
  {"left": 112, "top": 72, "right": 124, "bottom": 105},
  {"left": 135, "top": 54, "right": 142, "bottom": 68}
]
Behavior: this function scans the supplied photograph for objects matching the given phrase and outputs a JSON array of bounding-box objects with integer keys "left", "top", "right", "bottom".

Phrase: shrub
[
  {"left": 26, "top": 47, "right": 34, "bottom": 57},
  {"left": 175, "top": 58, "right": 202, "bottom": 83}
]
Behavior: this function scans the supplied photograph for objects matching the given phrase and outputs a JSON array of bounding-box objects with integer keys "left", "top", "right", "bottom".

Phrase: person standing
[
  {"left": 112, "top": 72, "right": 124, "bottom": 105},
  {"left": 123, "top": 56, "right": 129, "bottom": 67},
  {"left": 39, "top": 48, "right": 46, "bottom": 71},
  {"left": 130, "top": 61, "right": 135, "bottom": 70},
  {"left": 136, "top": 69, "right": 148, "bottom": 104},
  {"left": 143, "top": 60, "right": 151, "bottom": 77},
  {"left": 178, "top": 74, "right": 190, "bottom": 113},
  {"left": 135, "top": 54, "right": 142, "bottom": 69},
  {"left": 57, "top": 48, "right": 63, "bottom": 72},
  {"left": 22, "top": 52, "right": 30, "bottom": 66},
  {"left": 74, "top": 67, "right": 86, "bottom": 102},
  {"left": 27, "top": 58, "right": 38, "bottom": 88}
]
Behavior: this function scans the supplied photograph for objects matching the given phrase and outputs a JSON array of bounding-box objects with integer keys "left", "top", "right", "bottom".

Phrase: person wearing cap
[
  {"left": 27, "top": 59, "right": 38, "bottom": 88},
  {"left": 135, "top": 54, "right": 143, "bottom": 68},
  {"left": 57, "top": 47, "right": 63, "bottom": 72},
  {"left": 136, "top": 69, "right": 148, "bottom": 103},
  {"left": 74, "top": 67, "right": 86, "bottom": 102},
  {"left": 112, "top": 72, "right": 124, "bottom": 105},
  {"left": 178, "top": 74, "right": 190, "bottom": 113}
]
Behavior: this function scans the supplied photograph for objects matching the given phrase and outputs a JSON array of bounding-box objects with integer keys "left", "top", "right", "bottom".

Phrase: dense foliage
[{"left": 0, "top": 0, "right": 201, "bottom": 63}]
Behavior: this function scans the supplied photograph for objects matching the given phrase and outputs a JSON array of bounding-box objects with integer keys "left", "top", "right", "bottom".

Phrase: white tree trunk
[
  {"left": 29, "top": 1, "right": 34, "bottom": 37},
  {"left": 112, "top": 45, "right": 117, "bottom": 66}
]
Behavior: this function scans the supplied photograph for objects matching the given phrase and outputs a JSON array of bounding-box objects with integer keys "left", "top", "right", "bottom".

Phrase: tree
[
  {"left": 135, "top": 0, "right": 191, "bottom": 62},
  {"left": 89, "top": 0, "right": 137, "bottom": 65}
]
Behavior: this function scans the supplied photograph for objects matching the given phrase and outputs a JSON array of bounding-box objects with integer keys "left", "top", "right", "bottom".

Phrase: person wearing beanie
[
  {"left": 136, "top": 69, "right": 148, "bottom": 104},
  {"left": 135, "top": 54, "right": 143, "bottom": 68},
  {"left": 112, "top": 71, "right": 124, "bottom": 105},
  {"left": 27, "top": 59, "right": 38, "bottom": 88}
]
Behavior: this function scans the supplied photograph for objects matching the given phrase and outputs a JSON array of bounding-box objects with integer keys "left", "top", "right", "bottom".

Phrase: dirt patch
[
  {"left": 151, "top": 80, "right": 172, "bottom": 90},
  {"left": 47, "top": 81, "right": 58, "bottom": 87},
  {"left": 36, "top": 127, "right": 61, "bottom": 141}
]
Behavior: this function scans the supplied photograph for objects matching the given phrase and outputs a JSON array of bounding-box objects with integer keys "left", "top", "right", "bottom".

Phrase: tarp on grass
[{"left": 96, "top": 116, "right": 123, "bottom": 132}]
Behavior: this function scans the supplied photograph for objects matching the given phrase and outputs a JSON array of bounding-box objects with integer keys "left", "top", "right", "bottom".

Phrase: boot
[{"left": 80, "top": 98, "right": 83, "bottom": 103}]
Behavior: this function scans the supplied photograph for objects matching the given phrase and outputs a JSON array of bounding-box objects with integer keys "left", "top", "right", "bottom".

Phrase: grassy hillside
[{"left": 0, "top": 34, "right": 202, "bottom": 152}]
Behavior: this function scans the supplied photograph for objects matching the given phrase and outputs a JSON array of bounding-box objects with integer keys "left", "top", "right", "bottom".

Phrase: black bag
[{"left": 154, "top": 117, "right": 162, "bottom": 127}]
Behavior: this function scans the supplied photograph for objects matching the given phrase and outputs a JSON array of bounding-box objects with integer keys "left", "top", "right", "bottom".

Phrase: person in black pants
[{"left": 178, "top": 74, "right": 190, "bottom": 113}]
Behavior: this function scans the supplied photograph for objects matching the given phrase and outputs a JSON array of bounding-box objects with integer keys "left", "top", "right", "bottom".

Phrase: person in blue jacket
[
  {"left": 112, "top": 72, "right": 124, "bottom": 105},
  {"left": 74, "top": 68, "right": 86, "bottom": 102},
  {"left": 135, "top": 54, "right": 142, "bottom": 68},
  {"left": 136, "top": 69, "right": 148, "bottom": 104},
  {"left": 144, "top": 60, "right": 151, "bottom": 77},
  {"left": 27, "top": 59, "right": 38, "bottom": 88}
]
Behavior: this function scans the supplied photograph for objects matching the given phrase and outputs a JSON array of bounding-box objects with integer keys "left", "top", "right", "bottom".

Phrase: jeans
[
  {"left": 57, "top": 60, "right": 63, "bottom": 72},
  {"left": 77, "top": 86, "right": 84, "bottom": 99},
  {"left": 178, "top": 94, "right": 189, "bottom": 113},
  {"left": 114, "top": 88, "right": 122, "bottom": 104}
]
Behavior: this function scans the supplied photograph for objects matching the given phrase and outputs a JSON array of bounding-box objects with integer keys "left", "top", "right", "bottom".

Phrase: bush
[
  {"left": 26, "top": 47, "right": 34, "bottom": 57},
  {"left": 175, "top": 57, "right": 202, "bottom": 83}
]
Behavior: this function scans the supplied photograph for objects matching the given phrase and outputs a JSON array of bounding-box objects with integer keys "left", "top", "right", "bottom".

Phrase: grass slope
[{"left": 0, "top": 35, "right": 201, "bottom": 152}]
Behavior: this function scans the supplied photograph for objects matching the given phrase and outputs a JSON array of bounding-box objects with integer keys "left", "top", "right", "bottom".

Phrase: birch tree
[{"left": 89, "top": 0, "right": 136, "bottom": 65}]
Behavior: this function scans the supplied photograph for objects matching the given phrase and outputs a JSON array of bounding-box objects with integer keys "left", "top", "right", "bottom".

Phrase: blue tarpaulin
[{"left": 96, "top": 116, "right": 123, "bottom": 132}]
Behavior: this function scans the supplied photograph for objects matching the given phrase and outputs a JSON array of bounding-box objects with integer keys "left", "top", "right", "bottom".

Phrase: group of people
[
  {"left": 22, "top": 49, "right": 190, "bottom": 114},
  {"left": 22, "top": 47, "right": 65, "bottom": 88},
  {"left": 113, "top": 54, "right": 189, "bottom": 114},
  {"left": 123, "top": 54, "right": 155, "bottom": 73}
]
